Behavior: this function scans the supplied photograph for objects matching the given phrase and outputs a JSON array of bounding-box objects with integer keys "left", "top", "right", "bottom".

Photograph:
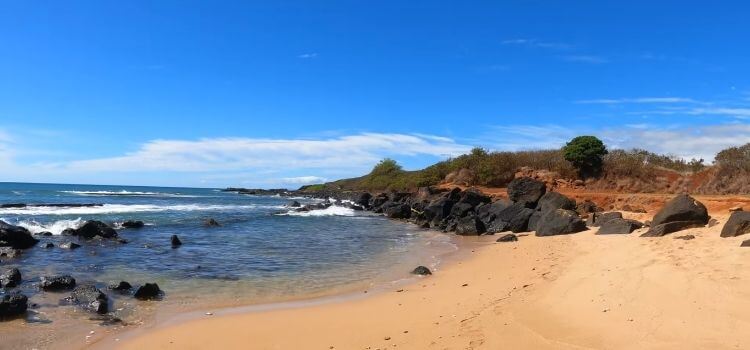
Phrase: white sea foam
[
  {"left": 278, "top": 205, "right": 356, "bottom": 217},
  {"left": 59, "top": 190, "right": 202, "bottom": 198},
  {"left": 0, "top": 204, "right": 269, "bottom": 216},
  {"left": 14, "top": 218, "right": 86, "bottom": 235}
]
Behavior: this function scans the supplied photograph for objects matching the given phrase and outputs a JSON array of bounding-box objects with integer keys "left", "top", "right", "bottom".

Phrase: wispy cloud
[
  {"left": 298, "top": 53, "right": 318, "bottom": 59},
  {"left": 561, "top": 55, "right": 608, "bottom": 64},
  {"left": 576, "top": 97, "right": 698, "bottom": 105},
  {"left": 281, "top": 176, "right": 327, "bottom": 185},
  {"left": 484, "top": 123, "right": 750, "bottom": 162},
  {"left": 686, "top": 107, "right": 750, "bottom": 118},
  {"left": 501, "top": 38, "right": 572, "bottom": 50}
]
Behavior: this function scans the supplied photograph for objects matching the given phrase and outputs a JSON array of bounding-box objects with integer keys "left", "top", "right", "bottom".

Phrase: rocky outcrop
[
  {"left": 507, "top": 177, "right": 546, "bottom": 208},
  {"left": 69, "top": 284, "right": 109, "bottom": 314},
  {"left": 134, "top": 283, "right": 162, "bottom": 300},
  {"left": 171, "top": 234, "right": 182, "bottom": 247},
  {"left": 536, "top": 209, "right": 587, "bottom": 236},
  {"left": 641, "top": 194, "right": 709, "bottom": 237},
  {"left": 411, "top": 266, "right": 432, "bottom": 275},
  {"left": 63, "top": 220, "right": 118, "bottom": 239},
  {"left": 455, "top": 216, "right": 486, "bottom": 235},
  {"left": 0, "top": 268, "right": 21, "bottom": 288},
  {"left": 720, "top": 211, "right": 750, "bottom": 238},
  {"left": 108, "top": 281, "right": 132, "bottom": 291},
  {"left": 537, "top": 192, "right": 576, "bottom": 214},
  {"left": 0, "top": 221, "right": 38, "bottom": 249},
  {"left": 597, "top": 218, "right": 643, "bottom": 235},
  {"left": 385, "top": 204, "right": 411, "bottom": 219},
  {"left": 40, "top": 275, "right": 76, "bottom": 291},
  {"left": 0, "top": 293, "right": 28, "bottom": 319},
  {"left": 488, "top": 203, "right": 535, "bottom": 233},
  {"left": 496, "top": 233, "right": 518, "bottom": 242},
  {"left": 204, "top": 218, "right": 221, "bottom": 227},
  {"left": 587, "top": 212, "right": 623, "bottom": 227},
  {"left": 59, "top": 242, "right": 81, "bottom": 250},
  {"left": 121, "top": 220, "right": 145, "bottom": 229}
]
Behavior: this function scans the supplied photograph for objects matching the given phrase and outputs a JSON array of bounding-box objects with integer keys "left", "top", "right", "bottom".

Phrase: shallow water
[{"left": 0, "top": 182, "right": 456, "bottom": 349}]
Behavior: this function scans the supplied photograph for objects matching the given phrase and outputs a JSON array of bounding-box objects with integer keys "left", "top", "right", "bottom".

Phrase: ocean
[{"left": 0, "top": 182, "right": 457, "bottom": 348}]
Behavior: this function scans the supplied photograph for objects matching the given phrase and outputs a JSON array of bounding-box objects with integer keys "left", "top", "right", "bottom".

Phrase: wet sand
[{"left": 110, "top": 211, "right": 750, "bottom": 350}]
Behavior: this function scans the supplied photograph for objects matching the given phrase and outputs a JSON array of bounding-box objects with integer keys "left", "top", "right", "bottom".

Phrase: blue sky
[{"left": 1, "top": 1, "right": 750, "bottom": 188}]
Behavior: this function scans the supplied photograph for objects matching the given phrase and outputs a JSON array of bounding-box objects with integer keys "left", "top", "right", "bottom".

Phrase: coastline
[
  {"left": 112, "top": 210, "right": 750, "bottom": 349},
  {"left": 90, "top": 226, "right": 480, "bottom": 349}
]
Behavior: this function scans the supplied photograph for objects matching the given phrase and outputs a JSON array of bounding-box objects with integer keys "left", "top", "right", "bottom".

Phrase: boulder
[
  {"left": 488, "top": 203, "right": 535, "bottom": 233},
  {"left": 288, "top": 201, "right": 302, "bottom": 208},
  {"left": 641, "top": 194, "right": 709, "bottom": 237},
  {"left": 0, "top": 268, "right": 21, "bottom": 288},
  {"left": 641, "top": 221, "right": 706, "bottom": 237},
  {"left": 134, "top": 283, "right": 162, "bottom": 300},
  {"left": 587, "top": 212, "right": 623, "bottom": 227},
  {"left": 651, "top": 194, "right": 709, "bottom": 227},
  {"left": 536, "top": 209, "right": 587, "bottom": 237},
  {"left": 204, "top": 218, "right": 221, "bottom": 227},
  {"left": 477, "top": 200, "right": 511, "bottom": 224},
  {"left": 596, "top": 218, "right": 643, "bottom": 235},
  {"left": 121, "top": 220, "right": 145, "bottom": 229},
  {"left": 527, "top": 211, "right": 543, "bottom": 231},
  {"left": 496, "top": 233, "right": 518, "bottom": 242},
  {"left": 171, "top": 234, "right": 182, "bottom": 247},
  {"left": 424, "top": 197, "right": 457, "bottom": 223},
  {"left": 355, "top": 193, "right": 372, "bottom": 208},
  {"left": 507, "top": 177, "right": 546, "bottom": 208},
  {"left": 370, "top": 193, "right": 390, "bottom": 210},
  {"left": 455, "top": 216, "right": 486, "bottom": 236},
  {"left": 108, "top": 281, "right": 132, "bottom": 291},
  {"left": 411, "top": 266, "right": 432, "bottom": 275},
  {"left": 536, "top": 192, "right": 576, "bottom": 214},
  {"left": 59, "top": 242, "right": 81, "bottom": 250},
  {"left": 0, "top": 293, "right": 28, "bottom": 319},
  {"left": 42, "top": 243, "right": 54, "bottom": 249},
  {"left": 385, "top": 204, "right": 411, "bottom": 219},
  {"left": 457, "top": 189, "right": 491, "bottom": 207},
  {"left": 66, "top": 220, "right": 118, "bottom": 239},
  {"left": 0, "top": 247, "right": 21, "bottom": 258},
  {"left": 720, "top": 211, "right": 750, "bottom": 238},
  {"left": 741, "top": 239, "right": 750, "bottom": 247},
  {"left": 70, "top": 284, "right": 108, "bottom": 314},
  {"left": 449, "top": 202, "right": 475, "bottom": 218},
  {"left": 0, "top": 220, "right": 39, "bottom": 249},
  {"left": 40, "top": 275, "right": 76, "bottom": 291}
]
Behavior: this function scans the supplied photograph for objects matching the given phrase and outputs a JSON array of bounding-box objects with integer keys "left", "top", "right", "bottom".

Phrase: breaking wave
[
  {"left": 59, "top": 190, "right": 203, "bottom": 198},
  {"left": 13, "top": 218, "right": 86, "bottom": 235},
  {"left": 277, "top": 205, "right": 356, "bottom": 217},
  {"left": 0, "top": 204, "right": 275, "bottom": 216}
]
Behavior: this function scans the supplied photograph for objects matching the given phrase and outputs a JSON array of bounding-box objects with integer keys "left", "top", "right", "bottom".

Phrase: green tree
[
  {"left": 370, "top": 158, "right": 403, "bottom": 176},
  {"left": 562, "top": 136, "right": 608, "bottom": 177}
]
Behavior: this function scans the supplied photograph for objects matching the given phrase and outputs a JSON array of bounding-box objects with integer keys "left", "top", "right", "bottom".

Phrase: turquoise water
[{"left": 0, "top": 182, "right": 455, "bottom": 348}]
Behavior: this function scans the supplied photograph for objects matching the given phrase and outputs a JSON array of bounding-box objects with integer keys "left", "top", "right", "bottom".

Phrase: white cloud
[
  {"left": 298, "top": 53, "right": 318, "bottom": 59},
  {"left": 501, "top": 38, "right": 572, "bottom": 50},
  {"left": 577, "top": 97, "right": 697, "bottom": 104},
  {"left": 561, "top": 55, "right": 608, "bottom": 64},
  {"left": 686, "top": 107, "right": 750, "bottom": 118},
  {"left": 57, "top": 133, "right": 469, "bottom": 173},
  {"left": 281, "top": 176, "right": 327, "bottom": 185},
  {"left": 484, "top": 123, "right": 750, "bottom": 162}
]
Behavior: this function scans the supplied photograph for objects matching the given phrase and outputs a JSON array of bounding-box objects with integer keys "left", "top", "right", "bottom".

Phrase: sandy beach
[{"left": 110, "top": 205, "right": 750, "bottom": 350}]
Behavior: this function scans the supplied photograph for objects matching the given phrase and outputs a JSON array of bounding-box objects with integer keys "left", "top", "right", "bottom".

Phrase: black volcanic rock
[
  {"left": 40, "top": 275, "right": 76, "bottom": 291},
  {"left": 70, "top": 284, "right": 109, "bottom": 314},
  {"left": 720, "top": 211, "right": 750, "bottom": 238},
  {"left": 204, "top": 218, "right": 221, "bottom": 227},
  {"left": 171, "top": 234, "right": 182, "bottom": 248},
  {"left": 65, "top": 220, "right": 118, "bottom": 239},
  {"left": 496, "top": 233, "right": 518, "bottom": 242},
  {"left": 411, "top": 266, "right": 432, "bottom": 275},
  {"left": 134, "top": 283, "right": 162, "bottom": 300},
  {"left": 0, "top": 220, "right": 38, "bottom": 249},
  {"left": 108, "top": 281, "right": 132, "bottom": 291},
  {"left": 536, "top": 209, "right": 587, "bottom": 236},
  {"left": 121, "top": 220, "right": 145, "bottom": 229},
  {"left": 0, "top": 293, "right": 28, "bottom": 319},
  {"left": 0, "top": 268, "right": 21, "bottom": 288},
  {"left": 507, "top": 177, "right": 546, "bottom": 208},
  {"left": 641, "top": 194, "right": 708, "bottom": 237},
  {"left": 597, "top": 218, "right": 643, "bottom": 235},
  {"left": 455, "top": 216, "right": 486, "bottom": 236}
]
